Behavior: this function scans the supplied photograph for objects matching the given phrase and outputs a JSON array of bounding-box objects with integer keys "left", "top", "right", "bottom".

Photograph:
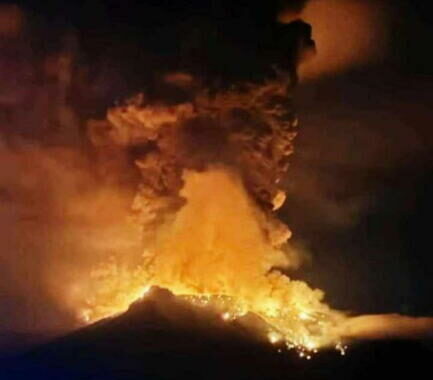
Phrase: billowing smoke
[
  {"left": 0, "top": 6, "right": 143, "bottom": 342},
  {"left": 0, "top": 144, "right": 141, "bottom": 334},
  {"left": 70, "top": 17, "right": 351, "bottom": 352},
  {"left": 1, "top": 1, "right": 430, "bottom": 355},
  {"left": 90, "top": 77, "right": 296, "bottom": 237},
  {"left": 0, "top": 2, "right": 325, "bottom": 350}
]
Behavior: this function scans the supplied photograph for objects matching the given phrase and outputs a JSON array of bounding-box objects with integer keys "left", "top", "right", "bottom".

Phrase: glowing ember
[{"left": 268, "top": 331, "right": 282, "bottom": 344}]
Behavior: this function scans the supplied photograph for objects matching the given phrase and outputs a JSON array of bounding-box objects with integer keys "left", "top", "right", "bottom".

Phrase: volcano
[{"left": 2, "top": 287, "right": 432, "bottom": 380}]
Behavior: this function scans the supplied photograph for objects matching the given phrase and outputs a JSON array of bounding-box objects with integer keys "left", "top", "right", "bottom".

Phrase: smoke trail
[{"left": 341, "top": 314, "right": 433, "bottom": 341}]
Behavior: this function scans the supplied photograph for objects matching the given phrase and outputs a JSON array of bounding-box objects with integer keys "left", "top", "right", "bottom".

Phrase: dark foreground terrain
[{"left": 1, "top": 288, "right": 432, "bottom": 380}]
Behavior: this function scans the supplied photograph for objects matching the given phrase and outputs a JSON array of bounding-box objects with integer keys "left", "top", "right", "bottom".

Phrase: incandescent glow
[
  {"left": 75, "top": 168, "right": 346, "bottom": 354},
  {"left": 69, "top": 62, "right": 349, "bottom": 354},
  {"left": 268, "top": 331, "right": 282, "bottom": 344}
]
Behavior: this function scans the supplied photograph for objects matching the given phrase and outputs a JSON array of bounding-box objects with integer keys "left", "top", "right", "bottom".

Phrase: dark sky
[{"left": 286, "top": 0, "right": 433, "bottom": 315}]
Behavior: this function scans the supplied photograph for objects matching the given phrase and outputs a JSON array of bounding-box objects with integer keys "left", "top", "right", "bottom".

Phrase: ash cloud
[
  {"left": 85, "top": 11, "right": 318, "bottom": 248},
  {"left": 0, "top": 143, "right": 142, "bottom": 335},
  {"left": 0, "top": 6, "right": 141, "bottom": 340},
  {"left": 0, "top": 2, "right": 316, "bottom": 344},
  {"left": 1, "top": 0, "right": 431, "bottom": 351}
]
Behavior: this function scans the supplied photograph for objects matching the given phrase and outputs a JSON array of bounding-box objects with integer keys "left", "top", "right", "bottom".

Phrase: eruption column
[{"left": 76, "top": 16, "right": 346, "bottom": 352}]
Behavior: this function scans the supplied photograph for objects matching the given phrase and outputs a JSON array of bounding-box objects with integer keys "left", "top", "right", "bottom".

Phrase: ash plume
[
  {"left": 0, "top": 3, "right": 330, "bottom": 350},
  {"left": 90, "top": 79, "right": 295, "bottom": 245},
  {"left": 87, "top": 16, "right": 316, "bottom": 246},
  {"left": 2, "top": 1, "right": 423, "bottom": 355},
  {"left": 77, "top": 15, "right": 350, "bottom": 352}
]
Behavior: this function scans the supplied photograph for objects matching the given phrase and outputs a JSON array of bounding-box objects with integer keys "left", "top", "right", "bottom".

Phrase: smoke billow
[
  {"left": 2, "top": 1, "right": 430, "bottom": 356},
  {"left": 0, "top": 142, "right": 142, "bottom": 335},
  {"left": 0, "top": 4, "right": 142, "bottom": 339},
  {"left": 0, "top": 3, "right": 328, "bottom": 350},
  {"left": 68, "top": 16, "right": 353, "bottom": 352},
  {"left": 75, "top": 3, "right": 433, "bottom": 350}
]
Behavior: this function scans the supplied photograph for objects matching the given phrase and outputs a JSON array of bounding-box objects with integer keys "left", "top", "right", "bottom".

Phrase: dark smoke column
[{"left": 88, "top": 15, "right": 315, "bottom": 247}]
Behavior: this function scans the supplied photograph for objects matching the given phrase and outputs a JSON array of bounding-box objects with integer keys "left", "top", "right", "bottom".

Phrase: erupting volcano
[
  {"left": 80, "top": 166, "right": 345, "bottom": 353},
  {"left": 1, "top": 2, "right": 433, "bottom": 379},
  {"left": 71, "top": 44, "right": 348, "bottom": 352}
]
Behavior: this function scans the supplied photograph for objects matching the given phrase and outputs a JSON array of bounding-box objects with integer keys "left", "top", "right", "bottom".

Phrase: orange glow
[
  {"left": 74, "top": 167, "right": 346, "bottom": 353},
  {"left": 280, "top": 0, "right": 389, "bottom": 79}
]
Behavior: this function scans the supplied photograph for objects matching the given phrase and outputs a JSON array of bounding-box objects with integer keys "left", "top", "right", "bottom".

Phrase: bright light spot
[
  {"left": 268, "top": 331, "right": 282, "bottom": 344},
  {"left": 305, "top": 340, "right": 317, "bottom": 351},
  {"left": 80, "top": 310, "right": 91, "bottom": 323},
  {"left": 222, "top": 312, "right": 231, "bottom": 321},
  {"left": 299, "top": 312, "right": 310, "bottom": 321},
  {"left": 336, "top": 343, "right": 348, "bottom": 356}
]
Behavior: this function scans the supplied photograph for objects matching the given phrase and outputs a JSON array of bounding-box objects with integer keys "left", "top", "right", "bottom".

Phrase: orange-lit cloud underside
[{"left": 281, "top": 0, "right": 389, "bottom": 79}]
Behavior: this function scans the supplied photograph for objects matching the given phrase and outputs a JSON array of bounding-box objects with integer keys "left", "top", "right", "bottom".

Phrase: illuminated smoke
[
  {"left": 78, "top": 165, "right": 345, "bottom": 351},
  {"left": 2, "top": 3, "right": 431, "bottom": 356},
  {"left": 341, "top": 314, "right": 433, "bottom": 341},
  {"left": 0, "top": 144, "right": 141, "bottom": 332},
  {"left": 0, "top": 7, "right": 334, "bottom": 348},
  {"left": 76, "top": 24, "right": 347, "bottom": 349}
]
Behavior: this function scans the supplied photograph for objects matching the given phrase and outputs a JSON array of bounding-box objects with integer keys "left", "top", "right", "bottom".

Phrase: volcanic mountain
[{"left": 2, "top": 287, "right": 432, "bottom": 380}]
